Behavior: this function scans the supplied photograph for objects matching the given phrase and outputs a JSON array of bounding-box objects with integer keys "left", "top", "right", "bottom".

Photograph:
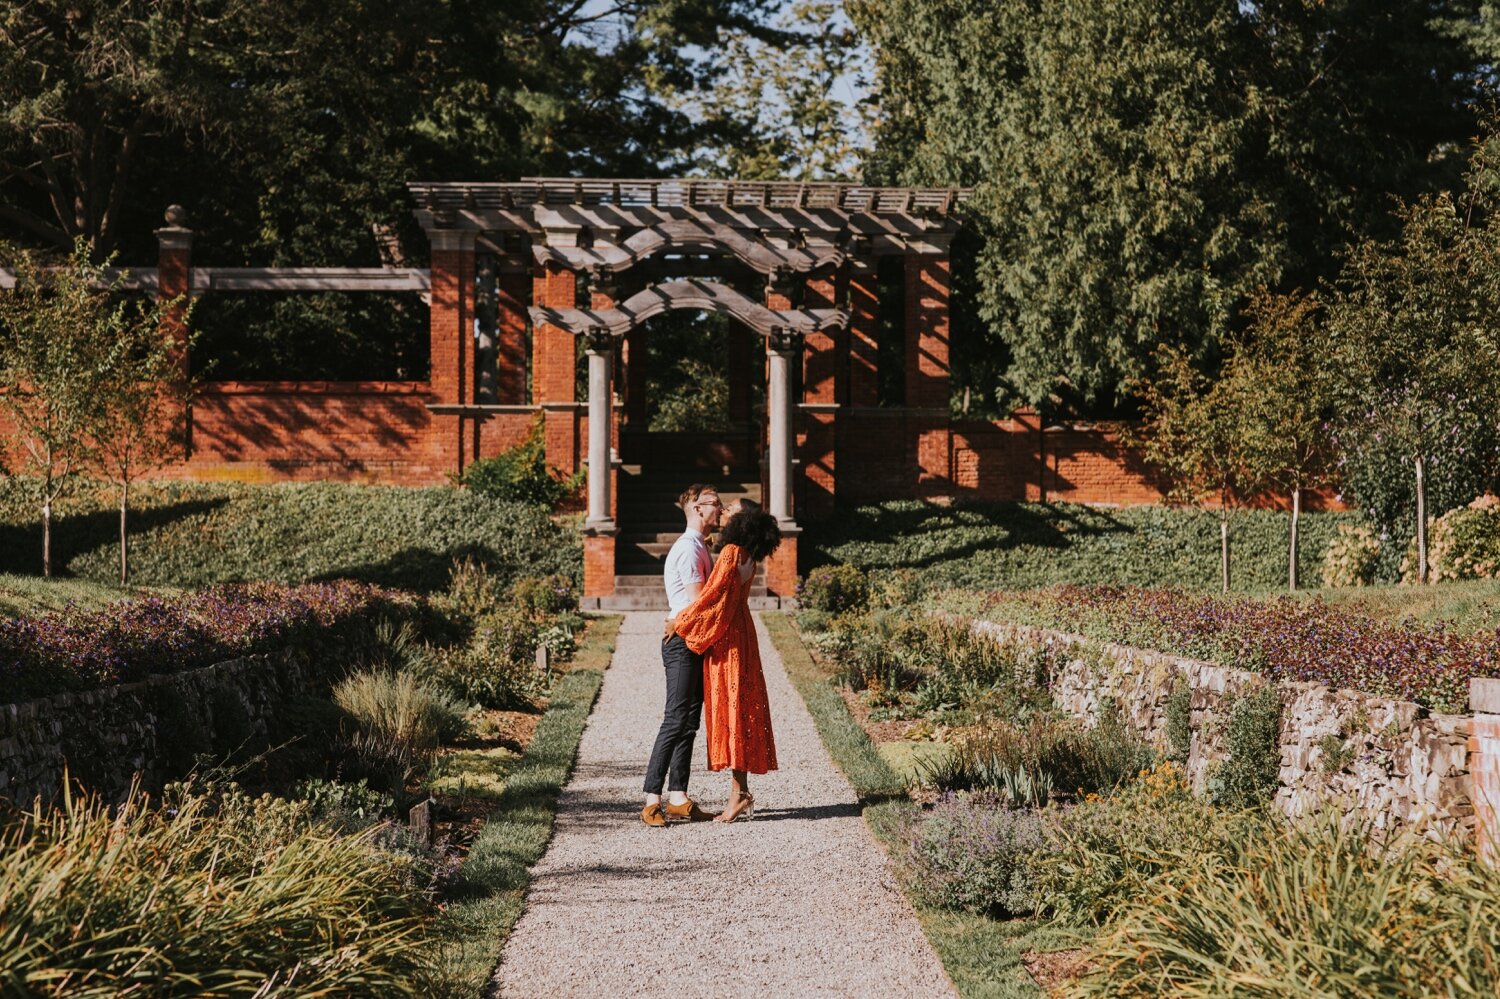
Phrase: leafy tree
[
  {"left": 660, "top": 0, "right": 871, "bottom": 180},
  {"left": 89, "top": 288, "right": 194, "bottom": 585},
  {"left": 0, "top": 241, "right": 159, "bottom": 576},
  {"left": 853, "top": 0, "right": 1480, "bottom": 410},
  {"left": 1234, "top": 290, "right": 1338, "bottom": 591},
  {"left": 1325, "top": 190, "right": 1500, "bottom": 584},
  {"left": 1131, "top": 345, "right": 1264, "bottom": 593}
]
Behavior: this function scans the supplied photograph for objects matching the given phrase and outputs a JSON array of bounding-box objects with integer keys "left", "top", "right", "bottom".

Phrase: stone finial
[{"left": 164, "top": 204, "right": 188, "bottom": 227}]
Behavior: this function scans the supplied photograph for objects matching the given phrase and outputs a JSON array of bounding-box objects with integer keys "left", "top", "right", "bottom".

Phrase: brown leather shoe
[
  {"left": 641, "top": 802, "right": 667, "bottom": 827},
  {"left": 663, "top": 798, "right": 717, "bottom": 823}
]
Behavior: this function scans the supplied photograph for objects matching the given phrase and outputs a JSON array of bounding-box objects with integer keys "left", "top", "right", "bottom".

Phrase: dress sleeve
[{"left": 673, "top": 544, "right": 744, "bottom": 654}]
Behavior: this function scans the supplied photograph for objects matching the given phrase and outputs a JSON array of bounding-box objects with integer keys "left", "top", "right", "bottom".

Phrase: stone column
[
  {"left": 155, "top": 206, "right": 194, "bottom": 455},
  {"left": 585, "top": 329, "right": 615, "bottom": 531},
  {"left": 583, "top": 328, "right": 618, "bottom": 602},
  {"left": 767, "top": 327, "right": 801, "bottom": 527}
]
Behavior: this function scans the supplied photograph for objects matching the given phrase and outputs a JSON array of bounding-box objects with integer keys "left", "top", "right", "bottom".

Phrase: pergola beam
[{"left": 530, "top": 278, "right": 848, "bottom": 338}]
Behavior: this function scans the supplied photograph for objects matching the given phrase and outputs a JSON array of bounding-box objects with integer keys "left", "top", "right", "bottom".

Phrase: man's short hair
[{"left": 678, "top": 483, "right": 718, "bottom": 511}]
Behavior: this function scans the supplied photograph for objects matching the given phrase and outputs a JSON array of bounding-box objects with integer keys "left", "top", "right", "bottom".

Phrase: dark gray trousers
[{"left": 642, "top": 633, "right": 704, "bottom": 795}]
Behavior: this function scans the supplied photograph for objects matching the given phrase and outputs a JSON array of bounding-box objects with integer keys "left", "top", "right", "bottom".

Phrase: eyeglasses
[{"left": 694, "top": 498, "right": 722, "bottom": 510}]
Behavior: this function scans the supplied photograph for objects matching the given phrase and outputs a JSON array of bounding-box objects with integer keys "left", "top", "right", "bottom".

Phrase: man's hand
[{"left": 662, "top": 614, "right": 677, "bottom": 640}]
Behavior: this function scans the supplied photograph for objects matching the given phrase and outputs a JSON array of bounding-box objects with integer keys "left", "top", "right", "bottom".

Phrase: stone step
[{"left": 584, "top": 594, "right": 783, "bottom": 612}]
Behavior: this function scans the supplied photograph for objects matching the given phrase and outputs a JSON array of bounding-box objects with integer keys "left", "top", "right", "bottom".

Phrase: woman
[{"left": 672, "top": 499, "right": 782, "bottom": 823}]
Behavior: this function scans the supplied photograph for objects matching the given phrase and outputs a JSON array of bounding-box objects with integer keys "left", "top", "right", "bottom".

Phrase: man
[{"left": 641, "top": 483, "right": 722, "bottom": 826}]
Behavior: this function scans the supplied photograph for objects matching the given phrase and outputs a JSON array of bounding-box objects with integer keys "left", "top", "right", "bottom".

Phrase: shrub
[
  {"left": 0, "top": 580, "right": 424, "bottom": 703},
  {"left": 294, "top": 777, "right": 396, "bottom": 832},
  {"left": 458, "top": 415, "right": 581, "bottom": 507},
  {"left": 1400, "top": 494, "right": 1500, "bottom": 584},
  {"left": 900, "top": 792, "right": 1045, "bottom": 917},
  {"left": 798, "top": 564, "right": 870, "bottom": 613},
  {"left": 439, "top": 555, "right": 508, "bottom": 622},
  {"left": 1321, "top": 523, "right": 1382, "bottom": 587},
  {"left": 1033, "top": 761, "right": 1236, "bottom": 925},
  {"left": 982, "top": 584, "right": 1493, "bottom": 712},
  {"left": 1207, "top": 685, "right": 1282, "bottom": 810},
  {"left": 807, "top": 499, "right": 1360, "bottom": 592},
  {"left": 512, "top": 573, "right": 579, "bottom": 617},
  {"left": 0, "top": 782, "right": 434, "bottom": 996},
  {"left": 420, "top": 610, "right": 546, "bottom": 710},
  {"left": 1069, "top": 812, "right": 1474, "bottom": 997}
]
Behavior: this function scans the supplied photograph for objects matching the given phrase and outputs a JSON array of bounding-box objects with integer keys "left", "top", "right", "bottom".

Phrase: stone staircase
[{"left": 594, "top": 464, "right": 780, "bottom": 612}]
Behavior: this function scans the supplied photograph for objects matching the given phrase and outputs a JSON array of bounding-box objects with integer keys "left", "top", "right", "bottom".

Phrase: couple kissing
[{"left": 640, "top": 484, "right": 782, "bottom": 826}]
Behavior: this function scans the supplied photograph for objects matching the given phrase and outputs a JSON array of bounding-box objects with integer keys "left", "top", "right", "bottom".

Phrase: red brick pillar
[
  {"left": 905, "top": 252, "right": 952, "bottom": 494},
  {"left": 801, "top": 264, "right": 840, "bottom": 518},
  {"left": 1472, "top": 679, "right": 1500, "bottom": 862},
  {"left": 496, "top": 267, "right": 529, "bottom": 405},
  {"left": 428, "top": 228, "right": 477, "bottom": 476},
  {"left": 155, "top": 207, "right": 194, "bottom": 455},
  {"left": 533, "top": 261, "right": 578, "bottom": 473}
]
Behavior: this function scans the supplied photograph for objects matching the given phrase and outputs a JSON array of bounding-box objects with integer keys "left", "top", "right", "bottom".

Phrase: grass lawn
[
  {"left": 763, "top": 612, "right": 1088, "bottom": 999},
  {"left": 1299, "top": 578, "right": 1500, "bottom": 633},
  {"left": 0, "top": 572, "right": 149, "bottom": 618},
  {"left": 0, "top": 479, "right": 580, "bottom": 593},
  {"left": 424, "top": 613, "right": 622, "bottom": 993}
]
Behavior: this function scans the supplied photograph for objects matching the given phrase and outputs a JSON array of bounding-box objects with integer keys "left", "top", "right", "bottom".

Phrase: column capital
[
  {"left": 768, "top": 327, "right": 804, "bottom": 355},
  {"left": 584, "top": 327, "right": 614, "bottom": 354}
]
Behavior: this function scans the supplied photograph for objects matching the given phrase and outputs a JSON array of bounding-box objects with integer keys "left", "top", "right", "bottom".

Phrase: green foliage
[
  {"left": 1165, "top": 681, "right": 1192, "bottom": 764},
  {"left": 1412, "top": 494, "right": 1500, "bottom": 583},
  {"left": 0, "top": 479, "right": 579, "bottom": 593},
  {"left": 1326, "top": 146, "right": 1500, "bottom": 581},
  {"left": 1068, "top": 813, "right": 1485, "bottom": 997},
  {"left": 915, "top": 716, "right": 1156, "bottom": 806},
  {"left": 854, "top": 0, "right": 1476, "bottom": 409},
  {"left": 294, "top": 777, "right": 396, "bottom": 833},
  {"left": 0, "top": 780, "right": 434, "bottom": 996},
  {"left": 421, "top": 610, "right": 546, "bottom": 710},
  {"left": 511, "top": 573, "right": 579, "bottom": 617},
  {"left": 1033, "top": 762, "right": 1237, "bottom": 926},
  {"left": 900, "top": 793, "right": 1045, "bottom": 918},
  {"left": 1321, "top": 523, "right": 1383, "bottom": 588},
  {"left": 336, "top": 669, "right": 471, "bottom": 768},
  {"left": 807, "top": 500, "right": 1360, "bottom": 593},
  {"left": 459, "top": 416, "right": 582, "bottom": 508},
  {"left": 798, "top": 564, "right": 871, "bottom": 614},
  {"left": 1207, "top": 685, "right": 1283, "bottom": 810}
]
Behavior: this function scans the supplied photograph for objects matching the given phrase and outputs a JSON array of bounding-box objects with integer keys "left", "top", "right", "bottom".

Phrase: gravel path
[{"left": 491, "top": 612, "right": 955, "bottom": 998}]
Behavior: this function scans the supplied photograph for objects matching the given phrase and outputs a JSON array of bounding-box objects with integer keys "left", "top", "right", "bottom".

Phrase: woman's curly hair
[{"left": 718, "top": 499, "right": 782, "bottom": 561}]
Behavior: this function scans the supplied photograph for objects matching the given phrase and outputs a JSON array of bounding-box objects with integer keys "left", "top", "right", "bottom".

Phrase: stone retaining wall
[
  {"left": 0, "top": 651, "right": 323, "bottom": 807},
  {"left": 973, "top": 620, "right": 1475, "bottom": 841}
]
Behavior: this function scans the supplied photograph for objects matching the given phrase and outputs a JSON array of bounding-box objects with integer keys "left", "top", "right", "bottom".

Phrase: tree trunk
[
  {"left": 119, "top": 480, "right": 129, "bottom": 586},
  {"left": 1221, "top": 515, "right": 1230, "bottom": 593},
  {"left": 1415, "top": 454, "right": 1429, "bottom": 584},
  {"left": 42, "top": 498, "right": 51, "bottom": 578},
  {"left": 1288, "top": 487, "right": 1301, "bottom": 592}
]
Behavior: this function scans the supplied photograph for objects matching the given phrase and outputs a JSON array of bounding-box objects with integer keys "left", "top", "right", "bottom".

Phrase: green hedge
[
  {"left": 0, "top": 480, "right": 580, "bottom": 593},
  {"left": 806, "top": 501, "right": 1361, "bottom": 592}
]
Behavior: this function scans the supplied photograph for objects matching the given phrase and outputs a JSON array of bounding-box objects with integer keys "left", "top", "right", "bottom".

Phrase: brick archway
[{"left": 411, "top": 178, "right": 968, "bottom": 608}]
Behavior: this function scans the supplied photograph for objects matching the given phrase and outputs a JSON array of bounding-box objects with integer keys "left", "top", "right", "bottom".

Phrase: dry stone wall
[
  {"left": 973, "top": 620, "right": 1475, "bottom": 842},
  {"left": 0, "top": 651, "right": 322, "bottom": 808}
]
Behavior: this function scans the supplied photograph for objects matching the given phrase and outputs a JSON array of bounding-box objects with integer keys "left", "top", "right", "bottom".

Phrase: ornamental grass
[
  {"left": 982, "top": 584, "right": 1500, "bottom": 713},
  {"left": 1066, "top": 811, "right": 1500, "bottom": 998},
  {"left": 0, "top": 781, "right": 434, "bottom": 997}
]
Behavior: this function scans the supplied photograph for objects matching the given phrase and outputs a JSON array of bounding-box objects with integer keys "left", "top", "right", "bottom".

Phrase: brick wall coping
[{"left": 203, "top": 380, "right": 435, "bottom": 396}]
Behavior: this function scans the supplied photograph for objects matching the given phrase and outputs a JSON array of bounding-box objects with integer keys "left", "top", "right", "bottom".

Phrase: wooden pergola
[{"left": 411, "top": 178, "right": 970, "bottom": 605}]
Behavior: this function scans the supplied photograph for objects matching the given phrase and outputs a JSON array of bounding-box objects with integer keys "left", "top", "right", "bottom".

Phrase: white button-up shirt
[{"left": 664, "top": 528, "right": 712, "bottom": 615}]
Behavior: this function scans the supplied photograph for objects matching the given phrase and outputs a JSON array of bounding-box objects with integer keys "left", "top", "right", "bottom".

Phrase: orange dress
[{"left": 673, "top": 543, "right": 778, "bottom": 774}]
